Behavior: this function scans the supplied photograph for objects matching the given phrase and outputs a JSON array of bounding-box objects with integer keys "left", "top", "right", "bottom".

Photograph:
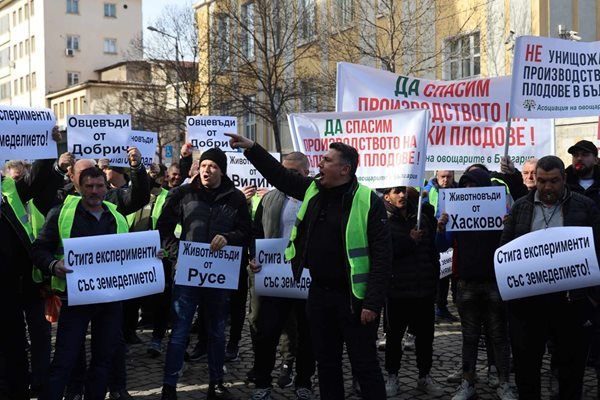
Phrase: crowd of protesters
[{"left": 3, "top": 130, "right": 600, "bottom": 400}]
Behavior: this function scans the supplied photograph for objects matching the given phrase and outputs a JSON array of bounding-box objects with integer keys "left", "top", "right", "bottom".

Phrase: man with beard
[{"left": 566, "top": 140, "right": 600, "bottom": 207}]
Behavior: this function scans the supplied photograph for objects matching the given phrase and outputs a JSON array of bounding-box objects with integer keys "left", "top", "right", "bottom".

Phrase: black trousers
[
  {"left": 384, "top": 296, "right": 435, "bottom": 377},
  {"left": 308, "top": 285, "right": 385, "bottom": 400},
  {"left": 253, "top": 296, "right": 314, "bottom": 389},
  {"left": 0, "top": 291, "right": 28, "bottom": 399},
  {"left": 508, "top": 295, "right": 592, "bottom": 400}
]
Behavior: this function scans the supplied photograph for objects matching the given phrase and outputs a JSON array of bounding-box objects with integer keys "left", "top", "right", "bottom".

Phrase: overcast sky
[{"left": 143, "top": 0, "right": 191, "bottom": 28}]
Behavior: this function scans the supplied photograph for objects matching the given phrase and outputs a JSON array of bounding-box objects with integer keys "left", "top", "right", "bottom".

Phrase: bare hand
[
  {"left": 256, "top": 188, "right": 269, "bottom": 198},
  {"left": 210, "top": 234, "right": 228, "bottom": 251},
  {"left": 437, "top": 213, "right": 449, "bottom": 232},
  {"left": 53, "top": 260, "right": 72, "bottom": 278},
  {"left": 157, "top": 248, "right": 166, "bottom": 259},
  {"left": 410, "top": 228, "right": 424, "bottom": 243},
  {"left": 500, "top": 155, "right": 516, "bottom": 174},
  {"left": 249, "top": 257, "right": 262, "bottom": 273},
  {"left": 225, "top": 133, "right": 254, "bottom": 150},
  {"left": 181, "top": 143, "right": 193, "bottom": 158},
  {"left": 360, "top": 308, "right": 378, "bottom": 325},
  {"left": 242, "top": 185, "right": 257, "bottom": 202},
  {"left": 128, "top": 147, "right": 141, "bottom": 168},
  {"left": 58, "top": 152, "right": 74, "bottom": 173},
  {"left": 51, "top": 126, "right": 62, "bottom": 142}
]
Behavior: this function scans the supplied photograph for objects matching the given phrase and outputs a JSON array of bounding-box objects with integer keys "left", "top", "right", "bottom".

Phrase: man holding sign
[
  {"left": 157, "top": 147, "right": 251, "bottom": 400},
  {"left": 500, "top": 155, "right": 600, "bottom": 400}
]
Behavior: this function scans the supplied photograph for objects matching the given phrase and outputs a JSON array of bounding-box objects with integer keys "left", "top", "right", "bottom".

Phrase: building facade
[{"left": 0, "top": 0, "right": 142, "bottom": 108}]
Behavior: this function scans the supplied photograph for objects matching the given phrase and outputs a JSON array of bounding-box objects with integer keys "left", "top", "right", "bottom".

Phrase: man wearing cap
[
  {"left": 566, "top": 140, "right": 600, "bottom": 208},
  {"left": 157, "top": 147, "right": 251, "bottom": 400}
]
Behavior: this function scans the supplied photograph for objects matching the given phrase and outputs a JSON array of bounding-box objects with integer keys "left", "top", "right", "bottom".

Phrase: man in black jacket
[
  {"left": 501, "top": 155, "right": 600, "bottom": 399},
  {"left": 227, "top": 133, "right": 392, "bottom": 400},
  {"left": 158, "top": 147, "right": 251, "bottom": 400}
]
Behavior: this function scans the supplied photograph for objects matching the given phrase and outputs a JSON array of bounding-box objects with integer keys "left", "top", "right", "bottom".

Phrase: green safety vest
[
  {"left": 428, "top": 186, "right": 439, "bottom": 215},
  {"left": 51, "top": 197, "right": 129, "bottom": 292},
  {"left": 251, "top": 193, "right": 262, "bottom": 221},
  {"left": 285, "top": 181, "right": 372, "bottom": 299},
  {"left": 29, "top": 201, "right": 47, "bottom": 283},
  {"left": 1, "top": 177, "right": 35, "bottom": 242},
  {"left": 126, "top": 188, "right": 168, "bottom": 230}
]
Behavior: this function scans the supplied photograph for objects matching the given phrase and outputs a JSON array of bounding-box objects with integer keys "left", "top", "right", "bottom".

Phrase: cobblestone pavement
[{"left": 118, "top": 303, "right": 600, "bottom": 400}]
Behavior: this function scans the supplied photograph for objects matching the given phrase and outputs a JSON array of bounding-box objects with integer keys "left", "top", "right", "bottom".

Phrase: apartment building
[{"left": 0, "top": 0, "right": 142, "bottom": 107}]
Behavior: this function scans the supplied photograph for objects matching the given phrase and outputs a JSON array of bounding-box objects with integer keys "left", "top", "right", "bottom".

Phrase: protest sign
[
  {"left": 128, "top": 130, "right": 157, "bottom": 168},
  {"left": 254, "top": 238, "right": 311, "bottom": 299},
  {"left": 187, "top": 116, "right": 236, "bottom": 152},
  {"left": 440, "top": 249, "right": 453, "bottom": 279},
  {"left": 336, "top": 62, "right": 553, "bottom": 170},
  {"left": 438, "top": 186, "right": 506, "bottom": 231},
  {"left": 0, "top": 106, "right": 56, "bottom": 160},
  {"left": 226, "top": 151, "right": 279, "bottom": 189},
  {"left": 64, "top": 230, "right": 164, "bottom": 306},
  {"left": 174, "top": 241, "right": 242, "bottom": 290},
  {"left": 67, "top": 115, "right": 131, "bottom": 166},
  {"left": 511, "top": 36, "right": 600, "bottom": 118},
  {"left": 288, "top": 109, "right": 428, "bottom": 188},
  {"left": 495, "top": 226, "right": 600, "bottom": 300}
]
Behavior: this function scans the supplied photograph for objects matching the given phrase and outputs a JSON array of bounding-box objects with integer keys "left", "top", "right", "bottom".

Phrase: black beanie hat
[{"left": 199, "top": 147, "right": 227, "bottom": 174}]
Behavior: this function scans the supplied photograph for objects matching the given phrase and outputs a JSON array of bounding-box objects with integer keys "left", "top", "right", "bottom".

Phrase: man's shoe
[
  {"left": 451, "top": 380, "right": 476, "bottom": 400},
  {"left": 487, "top": 365, "right": 500, "bottom": 389},
  {"left": 294, "top": 387, "right": 311, "bottom": 400},
  {"left": 250, "top": 387, "right": 272, "bottom": 400},
  {"left": 276, "top": 363, "right": 294, "bottom": 388},
  {"left": 224, "top": 342, "right": 239, "bottom": 362},
  {"left": 385, "top": 373, "right": 398, "bottom": 397},
  {"left": 417, "top": 374, "right": 443, "bottom": 397},
  {"left": 403, "top": 333, "right": 415, "bottom": 351},
  {"left": 496, "top": 382, "right": 516, "bottom": 400},
  {"left": 161, "top": 385, "right": 177, "bottom": 400},
  {"left": 109, "top": 390, "right": 133, "bottom": 400},
  {"left": 377, "top": 333, "right": 387, "bottom": 351},
  {"left": 436, "top": 306, "right": 459, "bottom": 322},
  {"left": 188, "top": 342, "right": 207, "bottom": 362},
  {"left": 448, "top": 367, "right": 478, "bottom": 384},
  {"left": 147, "top": 339, "right": 162, "bottom": 358},
  {"left": 207, "top": 382, "right": 228, "bottom": 399}
]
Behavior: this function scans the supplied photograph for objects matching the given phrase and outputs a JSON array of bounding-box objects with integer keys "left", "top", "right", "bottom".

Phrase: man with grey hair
[
  {"left": 521, "top": 158, "right": 538, "bottom": 191},
  {"left": 501, "top": 155, "right": 600, "bottom": 399}
]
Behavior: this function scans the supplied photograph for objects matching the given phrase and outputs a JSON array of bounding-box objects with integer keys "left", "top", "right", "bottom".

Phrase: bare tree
[{"left": 208, "top": 0, "right": 333, "bottom": 153}]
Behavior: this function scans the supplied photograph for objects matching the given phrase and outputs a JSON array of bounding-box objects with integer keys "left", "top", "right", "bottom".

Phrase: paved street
[{"left": 118, "top": 303, "right": 600, "bottom": 400}]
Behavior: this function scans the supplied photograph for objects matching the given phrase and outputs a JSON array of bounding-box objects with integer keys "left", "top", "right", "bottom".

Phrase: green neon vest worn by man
[{"left": 285, "top": 180, "right": 372, "bottom": 299}]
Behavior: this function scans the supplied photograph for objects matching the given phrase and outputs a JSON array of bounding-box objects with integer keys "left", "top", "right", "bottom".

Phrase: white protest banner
[
  {"left": 175, "top": 241, "right": 242, "bottom": 290},
  {"left": 336, "top": 62, "right": 553, "bottom": 171},
  {"left": 187, "top": 116, "right": 236, "bottom": 152},
  {"left": 288, "top": 109, "right": 428, "bottom": 188},
  {"left": 254, "top": 238, "right": 311, "bottom": 299},
  {"left": 226, "top": 152, "right": 279, "bottom": 189},
  {"left": 0, "top": 106, "right": 57, "bottom": 160},
  {"left": 64, "top": 230, "right": 164, "bottom": 306},
  {"left": 494, "top": 227, "right": 600, "bottom": 301},
  {"left": 67, "top": 115, "right": 132, "bottom": 166},
  {"left": 511, "top": 36, "right": 600, "bottom": 118},
  {"left": 128, "top": 130, "right": 157, "bottom": 168},
  {"left": 440, "top": 249, "right": 453, "bottom": 279},
  {"left": 438, "top": 186, "right": 506, "bottom": 231}
]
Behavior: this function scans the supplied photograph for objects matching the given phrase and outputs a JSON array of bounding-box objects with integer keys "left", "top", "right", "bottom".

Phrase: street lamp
[{"left": 147, "top": 26, "right": 182, "bottom": 158}]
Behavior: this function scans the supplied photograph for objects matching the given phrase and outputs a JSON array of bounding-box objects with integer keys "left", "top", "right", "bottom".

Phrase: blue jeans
[
  {"left": 163, "top": 285, "right": 231, "bottom": 386},
  {"left": 40, "top": 301, "right": 122, "bottom": 400}
]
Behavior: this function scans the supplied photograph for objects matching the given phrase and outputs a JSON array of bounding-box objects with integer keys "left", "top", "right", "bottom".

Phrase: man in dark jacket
[
  {"left": 437, "top": 168, "right": 514, "bottom": 400},
  {"left": 227, "top": 133, "right": 392, "bottom": 400},
  {"left": 501, "top": 155, "right": 600, "bottom": 400},
  {"left": 158, "top": 147, "right": 251, "bottom": 400},
  {"left": 382, "top": 186, "right": 442, "bottom": 397}
]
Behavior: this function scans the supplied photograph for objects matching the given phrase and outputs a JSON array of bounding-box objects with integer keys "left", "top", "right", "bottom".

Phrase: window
[
  {"left": 104, "top": 3, "right": 116, "bottom": 17},
  {"left": 59, "top": 102, "right": 64, "bottom": 119},
  {"left": 66, "top": 35, "right": 80, "bottom": 51},
  {"left": 241, "top": 2, "right": 254, "bottom": 59},
  {"left": 299, "top": 0, "right": 316, "bottom": 40},
  {"left": 19, "top": 77, "right": 23, "bottom": 93},
  {"left": 31, "top": 36, "right": 35, "bottom": 53},
  {"left": 25, "top": 39, "right": 29, "bottom": 55},
  {"left": 18, "top": 8, "right": 22, "bottom": 23},
  {"left": 73, "top": 96, "right": 78, "bottom": 113},
  {"left": 66, "top": 99, "right": 71, "bottom": 114},
  {"left": 13, "top": 79, "right": 17, "bottom": 95},
  {"left": 378, "top": 0, "right": 391, "bottom": 15},
  {"left": 24, "top": 4, "right": 29, "bottom": 19},
  {"left": 0, "top": 48, "right": 9, "bottom": 69},
  {"left": 12, "top": 45, "right": 16, "bottom": 59},
  {"left": 0, "top": 15, "right": 9, "bottom": 35},
  {"left": 446, "top": 31, "right": 480, "bottom": 80},
  {"left": 67, "top": 71, "right": 80, "bottom": 86},
  {"left": 30, "top": 0, "right": 35, "bottom": 16},
  {"left": 25, "top": 74, "right": 30, "bottom": 90},
  {"left": 80, "top": 96, "right": 85, "bottom": 113},
  {"left": 67, "top": 0, "right": 79, "bottom": 14},
  {"left": 244, "top": 95, "right": 256, "bottom": 141},
  {"left": 103, "top": 38, "right": 117, "bottom": 54},
  {"left": 12, "top": 11, "right": 15, "bottom": 27},
  {"left": 0, "top": 82, "right": 10, "bottom": 100},
  {"left": 216, "top": 13, "right": 229, "bottom": 65},
  {"left": 335, "top": 0, "right": 354, "bottom": 26},
  {"left": 31, "top": 72, "right": 36, "bottom": 89},
  {"left": 53, "top": 104, "right": 57, "bottom": 117},
  {"left": 300, "top": 81, "right": 317, "bottom": 112},
  {"left": 18, "top": 42, "right": 22, "bottom": 58}
]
